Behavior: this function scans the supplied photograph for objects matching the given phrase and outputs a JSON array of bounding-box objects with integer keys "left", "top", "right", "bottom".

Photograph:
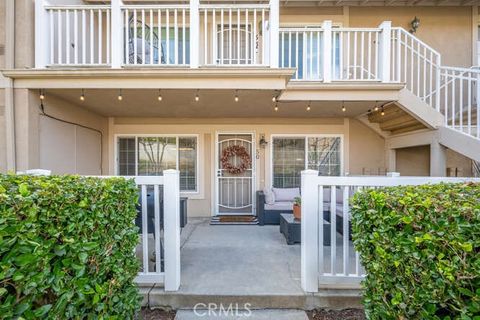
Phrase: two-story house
[{"left": 0, "top": 0, "right": 479, "bottom": 221}]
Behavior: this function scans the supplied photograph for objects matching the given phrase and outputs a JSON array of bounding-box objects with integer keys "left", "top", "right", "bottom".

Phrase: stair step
[
  {"left": 146, "top": 289, "right": 363, "bottom": 310},
  {"left": 175, "top": 309, "right": 308, "bottom": 320}
]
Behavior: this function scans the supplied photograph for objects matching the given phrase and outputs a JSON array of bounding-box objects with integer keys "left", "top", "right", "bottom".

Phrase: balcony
[{"left": 34, "top": 1, "right": 439, "bottom": 91}]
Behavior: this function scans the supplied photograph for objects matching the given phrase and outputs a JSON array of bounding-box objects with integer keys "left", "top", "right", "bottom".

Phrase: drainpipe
[{"left": 4, "top": 0, "right": 16, "bottom": 172}]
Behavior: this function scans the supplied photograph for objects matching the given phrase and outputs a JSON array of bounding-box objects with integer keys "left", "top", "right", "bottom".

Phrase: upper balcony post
[
  {"left": 322, "top": 20, "right": 332, "bottom": 83},
  {"left": 35, "top": 0, "right": 50, "bottom": 68},
  {"left": 111, "top": 0, "right": 124, "bottom": 68},
  {"left": 378, "top": 21, "right": 392, "bottom": 82},
  {"left": 269, "top": 0, "right": 279, "bottom": 68},
  {"left": 190, "top": 0, "right": 200, "bottom": 68}
]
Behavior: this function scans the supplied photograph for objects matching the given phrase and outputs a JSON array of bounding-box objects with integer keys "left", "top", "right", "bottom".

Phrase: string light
[
  {"left": 158, "top": 89, "right": 163, "bottom": 101},
  {"left": 234, "top": 90, "right": 239, "bottom": 102},
  {"left": 118, "top": 89, "right": 123, "bottom": 101},
  {"left": 342, "top": 101, "right": 346, "bottom": 112},
  {"left": 306, "top": 101, "right": 311, "bottom": 111},
  {"left": 80, "top": 89, "right": 85, "bottom": 101},
  {"left": 374, "top": 100, "right": 379, "bottom": 112},
  {"left": 39, "top": 89, "right": 45, "bottom": 100},
  {"left": 195, "top": 90, "right": 200, "bottom": 102},
  {"left": 381, "top": 106, "right": 385, "bottom": 116},
  {"left": 272, "top": 96, "right": 276, "bottom": 102},
  {"left": 274, "top": 103, "right": 279, "bottom": 112}
]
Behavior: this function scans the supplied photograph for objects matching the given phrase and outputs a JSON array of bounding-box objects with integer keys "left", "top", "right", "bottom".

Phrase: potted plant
[{"left": 293, "top": 197, "right": 301, "bottom": 220}]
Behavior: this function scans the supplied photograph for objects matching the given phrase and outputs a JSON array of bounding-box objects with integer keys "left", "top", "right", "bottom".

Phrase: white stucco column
[
  {"left": 386, "top": 148, "right": 396, "bottom": 173},
  {"left": 35, "top": 0, "right": 50, "bottom": 68},
  {"left": 111, "top": 0, "right": 124, "bottom": 68},
  {"left": 189, "top": 0, "right": 200, "bottom": 68},
  {"left": 378, "top": 21, "right": 392, "bottom": 83},
  {"left": 269, "top": 0, "right": 280, "bottom": 68},
  {"left": 430, "top": 141, "right": 447, "bottom": 177}
]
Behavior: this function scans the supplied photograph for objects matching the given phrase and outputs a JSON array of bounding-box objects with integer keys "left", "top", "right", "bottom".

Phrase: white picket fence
[{"left": 300, "top": 170, "right": 480, "bottom": 293}]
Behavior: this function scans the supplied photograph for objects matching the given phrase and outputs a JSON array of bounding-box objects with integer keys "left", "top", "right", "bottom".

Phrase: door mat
[{"left": 210, "top": 215, "right": 259, "bottom": 225}]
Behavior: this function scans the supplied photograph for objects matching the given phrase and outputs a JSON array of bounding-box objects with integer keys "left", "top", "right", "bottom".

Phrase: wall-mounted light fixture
[
  {"left": 259, "top": 135, "right": 268, "bottom": 148},
  {"left": 410, "top": 16, "right": 420, "bottom": 34}
]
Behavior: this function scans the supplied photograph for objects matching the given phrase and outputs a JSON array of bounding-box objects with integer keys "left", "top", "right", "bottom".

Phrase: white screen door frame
[{"left": 214, "top": 132, "right": 256, "bottom": 216}]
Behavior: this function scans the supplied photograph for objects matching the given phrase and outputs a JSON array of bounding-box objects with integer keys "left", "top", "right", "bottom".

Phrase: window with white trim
[
  {"left": 272, "top": 136, "right": 342, "bottom": 188},
  {"left": 117, "top": 136, "right": 198, "bottom": 192}
]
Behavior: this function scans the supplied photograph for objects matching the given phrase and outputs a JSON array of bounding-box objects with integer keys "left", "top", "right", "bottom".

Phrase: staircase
[{"left": 367, "top": 28, "right": 480, "bottom": 162}]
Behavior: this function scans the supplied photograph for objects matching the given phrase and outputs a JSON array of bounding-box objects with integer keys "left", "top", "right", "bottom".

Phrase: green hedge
[
  {"left": 0, "top": 174, "right": 140, "bottom": 319},
  {"left": 351, "top": 183, "right": 480, "bottom": 319}
]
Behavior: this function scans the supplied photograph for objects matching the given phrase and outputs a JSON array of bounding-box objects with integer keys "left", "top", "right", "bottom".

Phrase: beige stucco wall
[
  {"left": 396, "top": 145, "right": 430, "bottom": 176},
  {"left": 14, "top": 0, "right": 35, "bottom": 69},
  {"left": 395, "top": 144, "right": 474, "bottom": 177},
  {"left": 0, "top": 89, "right": 5, "bottom": 173},
  {"left": 0, "top": 2, "right": 6, "bottom": 173},
  {"left": 110, "top": 116, "right": 386, "bottom": 217},
  {"left": 13, "top": 89, "right": 109, "bottom": 174},
  {"left": 348, "top": 7, "right": 474, "bottom": 67},
  {"left": 447, "top": 149, "right": 473, "bottom": 177}
]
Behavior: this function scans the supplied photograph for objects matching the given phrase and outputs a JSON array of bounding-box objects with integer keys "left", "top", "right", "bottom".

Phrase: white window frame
[
  {"left": 269, "top": 134, "right": 344, "bottom": 188},
  {"left": 115, "top": 134, "right": 200, "bottom": 194}
]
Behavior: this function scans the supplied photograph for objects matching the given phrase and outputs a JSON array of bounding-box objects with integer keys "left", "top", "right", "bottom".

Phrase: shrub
[
  {"left": 351, "top": 183, "right": 480, "bottom": 319},
  {"left": 0, "top": 174, "right": 141, "bottom": 319}
]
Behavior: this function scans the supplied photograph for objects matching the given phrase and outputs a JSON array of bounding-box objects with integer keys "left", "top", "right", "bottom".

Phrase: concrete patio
[{"left": 142, "top": 218, "right": 362, "bottom": 310}]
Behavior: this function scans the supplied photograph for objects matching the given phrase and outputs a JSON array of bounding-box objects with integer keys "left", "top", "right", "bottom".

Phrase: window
[
  {"left": 272, "top": 136, "right": 342, "bottom": 188},
  {"left": 272, "top": 138, "right": 305, "bottom": 188},
  {"left": 117, "top": 136, "right": 198, "bottom": 192}
]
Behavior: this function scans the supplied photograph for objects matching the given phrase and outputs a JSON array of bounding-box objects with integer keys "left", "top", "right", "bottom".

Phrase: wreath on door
[{"left": 221, "top": 145, "right": 252, "bottom": 174}]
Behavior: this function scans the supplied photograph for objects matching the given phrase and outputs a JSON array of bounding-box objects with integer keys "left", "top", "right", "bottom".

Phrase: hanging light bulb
[
  {"left": 39, "top": 89, "right": 45, "bottom": 101},
  {"left": 342, "top": 101, "right": 346, "bottom": 112},
  {"left": 157, "top": 89, "right": 163, "bottom": 101},
  {"left": 195, "top": 90, "right": 200, "bottom": 102},
  {"left": 272, "top": 96, "right": 276, "bottom": 102},
  {"left": 80, "top": 89, "right": 85, "bottom": 101},
  {"left": 381, "top": 107, "right": 385, "bottom": 116},
  {"left": 118, "top": 89, "right": 123, "bottom": 101},
  {"left": 274, "top": 103, "right": 279, "bottom": 112},
  {"left": 374, "top": 100, "right": 379, "bottom": 112},
  {"left": 234, "top": 90, "right": 239, "bottom": 102},
  {"left": 306, "top": 101, "right": 311, "bottom": 111}
]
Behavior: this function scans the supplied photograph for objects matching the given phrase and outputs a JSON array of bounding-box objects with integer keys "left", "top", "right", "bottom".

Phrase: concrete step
[
  {"left": 145, "top": 288, "right": 362, "bottom": 310},
  {"left": 175, "top": 309, "right": 309, "bottom": 320}
]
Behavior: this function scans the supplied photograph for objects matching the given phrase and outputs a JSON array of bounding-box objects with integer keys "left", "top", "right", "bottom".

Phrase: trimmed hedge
[
  {"left": 0, "top": 174, "right": 140, "bottom": 319},
  {"left": 351, "top": 183, "right": 480, "bottom": 319}
]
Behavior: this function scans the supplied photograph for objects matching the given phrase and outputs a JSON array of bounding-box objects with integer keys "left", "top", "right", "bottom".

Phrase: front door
[{"left": 215, "top": 133, "right": 255, "bottom": 215}]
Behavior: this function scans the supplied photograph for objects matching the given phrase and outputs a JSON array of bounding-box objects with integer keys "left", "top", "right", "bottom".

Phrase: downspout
[{"left": 4, "top": 0, "right": 16, "bottom": 171}]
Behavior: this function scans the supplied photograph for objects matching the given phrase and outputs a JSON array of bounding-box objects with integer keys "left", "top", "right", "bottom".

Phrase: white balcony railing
[
  {"left": 200, "top": 4, "right": 271, "bottom": 66},
  {"left": 122, "top": 5, "right": 190, "bottom": 66},
  {"left": 42, "top": 5, "right": 111, "bottom": 66}
]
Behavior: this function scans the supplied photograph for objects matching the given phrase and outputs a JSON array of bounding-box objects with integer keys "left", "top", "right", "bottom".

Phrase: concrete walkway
[
  {"left": 175, "top": 309, "right": 309, "bottom": 320},
  {"left": 179, "top": 218, "right": 303, "bottom": 296}
]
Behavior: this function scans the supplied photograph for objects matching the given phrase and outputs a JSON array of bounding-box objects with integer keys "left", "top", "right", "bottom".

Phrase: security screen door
[{"left": 215, "top": 133, "right": 255, "bottom": 215}]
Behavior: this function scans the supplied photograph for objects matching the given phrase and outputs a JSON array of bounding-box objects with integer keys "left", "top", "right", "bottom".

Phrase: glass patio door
[{"left": 215, "top": 133, "right": 255, "bottom": 215}]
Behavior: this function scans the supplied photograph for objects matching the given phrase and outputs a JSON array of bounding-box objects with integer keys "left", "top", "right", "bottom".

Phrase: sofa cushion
[
  {"left": 272, "top": 187, "right": 300, "bottom": 202},
  {"left": 265, "top": 201, "right": 294, "bottom": 211},
  {"left": 263, "top": 188, "right": 276, "bottom": 205}
]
